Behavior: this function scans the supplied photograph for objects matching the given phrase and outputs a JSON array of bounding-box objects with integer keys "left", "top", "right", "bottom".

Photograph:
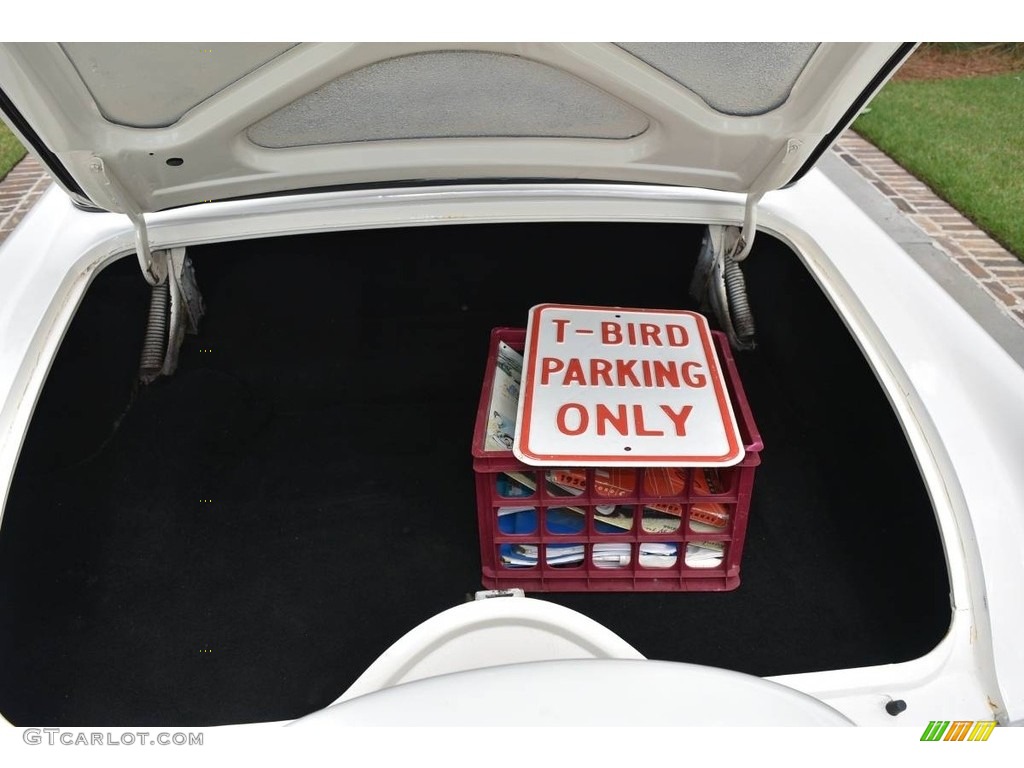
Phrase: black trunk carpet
[{"left": 0, "top": 224, "right": 950, "bottom": 726}]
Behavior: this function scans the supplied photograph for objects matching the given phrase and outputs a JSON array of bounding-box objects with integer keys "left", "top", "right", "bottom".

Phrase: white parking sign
[{"left": 513, "top": 304, "right": 744, "bottom": 467}]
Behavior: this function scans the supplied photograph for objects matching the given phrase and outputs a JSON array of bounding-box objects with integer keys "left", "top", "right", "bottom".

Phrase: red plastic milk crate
[{"left": 472, "top": 327, "right": 763, "bottom": 592}]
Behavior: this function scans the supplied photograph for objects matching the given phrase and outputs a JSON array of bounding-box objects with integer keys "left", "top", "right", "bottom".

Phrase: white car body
[{"left": 0, "top": 42, "right": 1022, "bottom": 728}]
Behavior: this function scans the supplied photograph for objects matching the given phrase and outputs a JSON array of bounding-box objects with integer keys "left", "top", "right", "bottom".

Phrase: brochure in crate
[
  {"left": 494, "top": 461, "right": 731, "bottom": 534},
  {"left": 499, "top": 541, "right": 723, "bottom": 569},
  {"left": 484, "top": 341, "right": 524, "bottom": 452}
]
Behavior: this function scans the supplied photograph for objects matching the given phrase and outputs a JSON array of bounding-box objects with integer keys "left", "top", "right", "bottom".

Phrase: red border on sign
[{"left": 516, "top": 303, "right": 743, "bottom": 465}]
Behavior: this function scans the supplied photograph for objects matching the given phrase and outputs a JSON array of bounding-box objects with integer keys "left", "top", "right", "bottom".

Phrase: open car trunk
[{"left": 0, "top": 222, "right": 950, "bottom": 726}]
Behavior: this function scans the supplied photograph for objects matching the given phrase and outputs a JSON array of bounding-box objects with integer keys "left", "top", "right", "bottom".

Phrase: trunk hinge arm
[
  {"left": 690, "top": 225, "right": 757, "bottom": 350},
  {"left": 85, "top": 157, "right": 205, "bottom": 382},
  {"left": 88, "top": 155, "right": 166, "bottom": 285},
  {"left": 731, "top": 191, "right": 763, "bottom": 263},
  {"left": 731, "top": 138, "right": 804, "bottom": 263},
  {"left": 688, "top": 138, "right": 802, "bottom": 350}
]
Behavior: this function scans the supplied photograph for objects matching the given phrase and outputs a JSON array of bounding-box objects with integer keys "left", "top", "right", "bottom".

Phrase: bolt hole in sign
[{"left": 513, "top": 304, "right": 744, "bottom": 467}]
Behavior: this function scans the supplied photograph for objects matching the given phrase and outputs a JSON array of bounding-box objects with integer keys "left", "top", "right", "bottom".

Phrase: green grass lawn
[
  {"left": 0, "top": 120, "right": 27, "bottom": 182},
  {"left": 854, "top": 71, "right": 1024, "bottom": 259}
]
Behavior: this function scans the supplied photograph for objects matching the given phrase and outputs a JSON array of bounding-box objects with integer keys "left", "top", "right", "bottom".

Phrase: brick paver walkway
[
  {"left": 835, "top": 130, "right": 1024, "bottom": 329},
  {"left": 0, "top": 153, "right": 51, "bottom": 244},
  {"left": 1, "top": 137, "right": 1023, "bottom": 332}
]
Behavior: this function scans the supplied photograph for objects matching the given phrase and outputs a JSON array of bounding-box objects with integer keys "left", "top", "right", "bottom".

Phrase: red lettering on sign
[
  {"left": 652, "top": 360, "right": 679, "bottom": 388},
  {"left": 600, "top": 321, "right": 690, "bottom": 348},
  {"left": 666, "top": 324, "right": 689, "bottom": 347},
  {"left": 682, "top": 362, "right": 707, "bottom": 388},
  {"left": 596, "top": 404, "right": 629, "bottom": 436},
  {"left": 556, "top": 403, "right": 588, "bottom": 435},
  {"left": 601, "top": 322, "right": 622, "bottom": 345},
  {"left": 660, "top": 404, "right": 694, "bottom": 436},
  {"left": 564, "top": 358, "right": 586, "bottom": 385},
  {"left": 615, "top": 359, "right": 640, "bottom": 387},
  {"left": 639, "top": 323, "right": 661, "bottom": 346},
  {"left": 553, "top": 318, "right": 570, "bottom": 343},
  {"left": 590, "top": 358, "right": 613, "bottom": 386},
  {"left": 645, "top": 360, "right": 657, "bottom": 386},
  {"left": 541, "top": 357, "right": 564, "bottom": 385},
  {"left": 633, "top": 405, "right": 664, "bottom": 436}
]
